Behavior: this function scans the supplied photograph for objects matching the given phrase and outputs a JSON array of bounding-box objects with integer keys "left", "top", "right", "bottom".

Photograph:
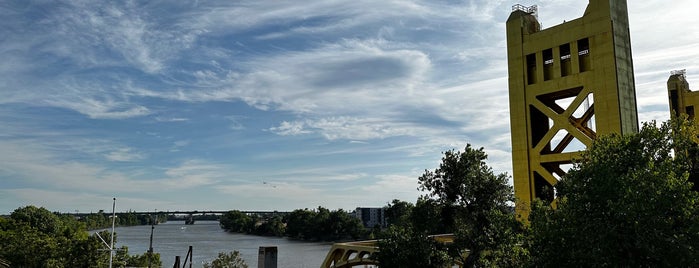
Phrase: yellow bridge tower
[
  {"left": 668, "top": 69, "right": 699, "bottom": 120},
  {"left": 506, "top": 0, "right": 639, "bottom": 220}
]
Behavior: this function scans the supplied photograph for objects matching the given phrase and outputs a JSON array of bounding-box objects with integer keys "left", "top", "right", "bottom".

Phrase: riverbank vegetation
[
  {"left": 0, "top": 206, "right": 161, "bottom": 267},
  {"left": 219, "top": 207, "right": 365, "bottom": 241},
  {"left": 376, "top": 119, "right": 699, "bottom": 267},
  {"left": 82, "top": 211, "right": 167, "bottom": 230}
]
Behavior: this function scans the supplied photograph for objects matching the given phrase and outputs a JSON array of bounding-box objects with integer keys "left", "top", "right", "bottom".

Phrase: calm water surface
[{"left": 112, "top": 221, "right": 331, "bottom": 268}]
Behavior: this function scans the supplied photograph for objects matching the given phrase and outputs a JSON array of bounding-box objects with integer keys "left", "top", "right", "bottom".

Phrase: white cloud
[
  {"left": 269, "top": 116, "right": 416, "bottom": 141},
  {"left": 46, "top": 98, "right": 151, "bottom": 119},
  {"left": 0, "top": 138, "right": 222, "bottom": 195},
  {"left": 269, "top": 121, "right": 311, "bottom": 136},
  {"left": 162, "top": 160, "right": 225, "bottom": 187},
  {"left": 359, "top": 174, "right": 421, "bottom": 196},
  {"left": 155, "top": 117, "right": 190, "bottom": 122},
  {"left": 104, "top": 147, "right": 146, "bottom": 162},
  {"left": 48, "top": 1, "right": 203, "bottom": 74}
]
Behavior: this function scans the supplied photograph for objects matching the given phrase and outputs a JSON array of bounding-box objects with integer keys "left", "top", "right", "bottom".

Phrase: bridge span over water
[{"left": 69, "top": 210, "right": 289, "bottom": 218}]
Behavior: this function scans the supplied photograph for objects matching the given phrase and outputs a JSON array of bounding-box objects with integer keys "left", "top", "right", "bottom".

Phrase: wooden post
[{"left": 258, "top": 246, "right": 278, "bottom": 268}]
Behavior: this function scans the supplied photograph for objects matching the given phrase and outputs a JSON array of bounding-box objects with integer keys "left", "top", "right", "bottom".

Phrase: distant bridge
[{"left": 70, "top": 210, "right": 289, "bottom": 218}]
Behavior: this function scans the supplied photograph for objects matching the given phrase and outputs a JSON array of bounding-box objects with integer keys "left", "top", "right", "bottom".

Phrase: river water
[{"left": 113, "top": 221, "right": 332, "bottom": 268}]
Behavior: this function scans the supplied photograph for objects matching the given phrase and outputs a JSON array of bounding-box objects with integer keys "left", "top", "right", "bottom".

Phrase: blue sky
[{"left": 1, "top": 0, "right": 696, "bottom": 214}]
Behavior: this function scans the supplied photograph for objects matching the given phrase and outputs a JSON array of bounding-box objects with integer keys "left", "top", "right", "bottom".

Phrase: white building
[{"left": 354, "top": 207, "right": 386, "bottom": 228}]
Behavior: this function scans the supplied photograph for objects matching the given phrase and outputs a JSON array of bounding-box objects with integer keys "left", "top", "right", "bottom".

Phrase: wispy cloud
[
  {"left": 155, "top": 117, "right": 190, "bottom": 122},
  {"left": 269, "top": 121, "right": 311, "bottom": 136},
  {"left": 104, "top": 147, "right": 146, "bottom": 162},
  {"left": 269, "top": 117, "right": 416, "bottom": 141}
]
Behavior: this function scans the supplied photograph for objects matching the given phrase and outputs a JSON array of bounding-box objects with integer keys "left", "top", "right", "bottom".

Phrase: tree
[
  {"left": 327, "top": 209, "right": 365, "bottom": 240},
  {"left": 409, "top": 198, "right": 445, "bottom": 235},
  {"left": 0, "top": 206, "right": 159, "bottom": 267},
  {"left": 418, "top": 145, "right": 527, "bottom": 267},
  {"left": 9, "top": 205, "right": 64, "bottom": 235},
  {"left": 384, "top": 199, "right": 414, "bottom": 228},
  {"left": 220, "top": 210, "right": 252, "bottom": 233},
  {"left": 377, "top": 145, "right": 528, "bottom": 267},
  {"left": 673, "top": 115, "right": 699, "bottom": 191},
  {"left": 253, "top": 215, "right": 286, "bottom": 237},
  {"left": 0, "top": 220, "right": 59, "bottom": 267},
  {"left": 112, "top": 245, "right": 162, "bottom": 268},
  {"left": 375, "top": 226, "right": 450, "bottom": 268},
  {"left": 284, "top": 209, "right": 315, "bottom": 239},
  {"left": 203, "top": 251, "right": 249, "bottom": 268},
  {"left": 528, "top": 120, "right": 699, "bottom": 267},
  {"left": 284, "top": 207, "right": 364, "bottom": 241}
]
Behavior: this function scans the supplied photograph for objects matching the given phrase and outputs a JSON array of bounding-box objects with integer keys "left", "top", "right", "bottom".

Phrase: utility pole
[
  {"left": 148, "top": 210, "right": 155, "bottom": 268},
  {"left": 109, "top": 198, "right": 116, "bottom": 268},
  {"left": 95, "top": 198, "right": 117, "bottom": 268}
]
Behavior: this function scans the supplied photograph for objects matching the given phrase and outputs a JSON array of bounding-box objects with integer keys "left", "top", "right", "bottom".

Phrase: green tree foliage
[
  {"left": 0, "top": 206, "right": 160, "bottom": 267},
  {"left": 418, "top": 145, "right": 527, "bottom": 267},
  {"left": 377, "top": 145, "right": 528, "bottom": 267},
  {"left": 375, "top": 226, "right": 450, "bottom": 268},
  {"left": 254, "top": 215, "right": 286, "bottom": 237},
  {"left": 327, "top": 209, "right": 365, "bottom": 240},
  {"left": 10, "top": 206, "right": 64, "bottom": 235},
  {"left": 284, "top": 209, "right": 316, "bottom": 239},
  {"left": 220, "top": 210, "right": 253, "bottom": 233},
  {"left": 418, "top": 145, "right": 513, "bottom": 231},
  {"left": 203, "top": 251, "right": 249, "bottom": 268},
  {"left": 221, "top": 208, "right": 364, "bottom": 241},
  {"left": 384, "top": 199, "right": 414, "bottom": 228},
  {"left": 113, "top": 245, "right": 162, "bottom": 268},
  {"left": 82, "top": 211, "right": 165, "bottom": 230},
  {"left": 528, "top": 120, "right": 699, "bottom": 267},
  {"left": 409, "top": 198, "right": 445, "bottom": 235},
  {"left": 220, "top": 211, "right": 287, "bottom": 237},
  {"left": 673, "top": 116, "right": 699, "bottom": 191},
  {"left": 284, "top": 207, "right": 365, "bottom": 241}
]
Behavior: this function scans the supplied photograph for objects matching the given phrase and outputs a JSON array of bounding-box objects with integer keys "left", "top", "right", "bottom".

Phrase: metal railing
[
  {"left": 672, "top": 69, "right": 687, "bottom": 77},
  {"left": 512, "top": 4, "right": 538, "bottom": 18}
]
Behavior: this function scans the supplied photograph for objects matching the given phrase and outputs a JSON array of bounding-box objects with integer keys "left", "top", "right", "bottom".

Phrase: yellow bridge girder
[
  {"left": 320, "top": 234, "right": 462, "bottom": 268},
  {"left": 320, "top": 240, "right": 378, "bottom": 268}
]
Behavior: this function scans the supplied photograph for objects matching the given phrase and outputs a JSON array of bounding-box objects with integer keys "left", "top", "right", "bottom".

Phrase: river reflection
[{"left": 113, "top": 221, "right": 332, "bottom": 268}]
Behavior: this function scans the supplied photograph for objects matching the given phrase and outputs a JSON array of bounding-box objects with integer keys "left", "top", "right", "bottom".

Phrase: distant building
[{"left": 354, "top": 207, "right": 386, "bottom": 228}]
